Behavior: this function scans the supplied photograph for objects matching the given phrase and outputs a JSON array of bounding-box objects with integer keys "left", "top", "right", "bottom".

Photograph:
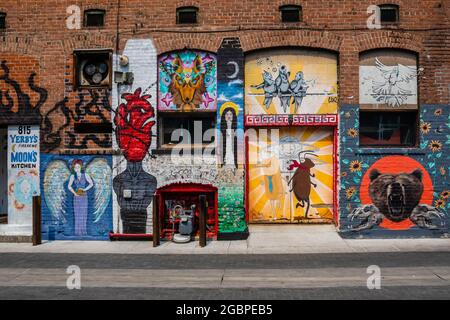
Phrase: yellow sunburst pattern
[{"left": 248, "top": 127, "right": 334, "bottom": 223}]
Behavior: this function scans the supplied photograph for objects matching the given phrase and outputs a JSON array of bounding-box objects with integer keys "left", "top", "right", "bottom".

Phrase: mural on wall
[
  {"left": 245, "top": 49, "right": 338, "bottom": 115},
  {"left": 41, "top": 90, "right": 112, "bottom": 152},
  {"left": 41, "top": 154, "right": 112, "bottom": 240},
  {"left": 248, "top": 127, "right": 334, "bottom": 223},
  {"left": 7, "top": 125, "right": 40, "bottom": 226},
  {"left": 339, "top": 105, "right": 450, "bottom": 237},
  {"left": 359, "top": 50, "right": 418, "bottom": 109},
  {"left": 159, "top": 50, "right": 217, "bottom": 112},
  {"left": 112, "top": 39, "right": 159, "bottom": 235},
  {"left": 217, "top": 40, "right": 245, "bottom": 168},
  {"left": 113, "top": 88, "right": 157, "bottom": 234},
  {"left": 0, "top": 58, "right": 112, "bottom": 153},
  {"left": 0, "top": 60, "right": 47, "bottom": 123},
  {"left": 215, "top": 38, "right": 246, "bottom": 233},
  {"left": 218, "top": 183, "right": 246, "bottom": 233}
]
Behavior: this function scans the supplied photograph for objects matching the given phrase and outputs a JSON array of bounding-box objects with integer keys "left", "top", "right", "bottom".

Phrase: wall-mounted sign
[{"left": 7, "top": 125, "right": 40, "bottom": 225}]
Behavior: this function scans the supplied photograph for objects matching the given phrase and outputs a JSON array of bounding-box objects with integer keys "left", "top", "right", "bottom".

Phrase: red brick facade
[{"left": 1, "top": 1, "right": 449, "bottom": 136}]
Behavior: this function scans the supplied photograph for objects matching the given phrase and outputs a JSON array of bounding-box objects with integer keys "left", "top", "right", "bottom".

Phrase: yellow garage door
[{"left": 248, "top": 127, "right": 334, "bottom": 223}]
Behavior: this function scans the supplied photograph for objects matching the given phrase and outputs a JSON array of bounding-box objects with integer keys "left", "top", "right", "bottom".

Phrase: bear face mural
[
  {"left": 369, "top": 169, "right": 423, "bottom": 222},
  {"left": 349, "top": 168, "right": 446, "bottom": 231}
]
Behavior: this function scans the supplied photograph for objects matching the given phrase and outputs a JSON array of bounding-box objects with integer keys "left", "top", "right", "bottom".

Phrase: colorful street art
[
  {"left": 248, "top": 127, "right": 334, "bottom": 223},
  {"left": 217, "top": 42, "right": 244, "bottom": 168},
  {"left": 159, "top": 50, "right": 217, "bottom": 112},
  {"left": 111, "top": 39, "right": 158, "bottom": 235},
  {"left": 215, "top": 39, "right": 246, "bottom": 234},
  {"left": 41, "top": 154, "right": 112, "bottom": 240},
  {"left": 359, "top": 50, "right": 418, "bottom": 109},
  {"left": 113, "top": 88, "right": 157, "bottom": 234},
  {"left": 218, "top": 184, "right": 246, "bottom": 233},
  {"left": 339, "top": 105, "right": 450, "bottom": 237},
  {"left": 245, "top": 49, "right": 338, "bottom": 115}
]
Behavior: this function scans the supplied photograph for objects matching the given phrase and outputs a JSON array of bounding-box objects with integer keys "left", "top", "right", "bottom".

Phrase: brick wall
[{"left": 1, "top": 0, "right": 449, "bottom": 152}]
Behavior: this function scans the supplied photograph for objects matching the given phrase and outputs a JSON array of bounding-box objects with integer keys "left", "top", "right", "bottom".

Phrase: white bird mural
[{"left": 371, "top": 57, "right": 418, "bottom": 107}]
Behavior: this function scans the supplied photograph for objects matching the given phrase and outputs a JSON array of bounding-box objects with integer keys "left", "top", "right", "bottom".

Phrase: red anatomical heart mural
[
  {"left": 114, "top": 88, "right": 155, "bottom": 162},
  {"left": 113, "top": 87, "right": 158, "bottom": 234}
]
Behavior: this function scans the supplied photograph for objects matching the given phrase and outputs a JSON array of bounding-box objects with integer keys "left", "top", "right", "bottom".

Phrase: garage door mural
[
  {"left": 248, "top": 127, "right": 334, "bottom": 223},
  {"left": 245, "top": 49, "right": 338, "bottom": 115}
]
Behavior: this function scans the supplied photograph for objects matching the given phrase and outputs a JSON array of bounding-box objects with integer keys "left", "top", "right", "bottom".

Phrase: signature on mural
[
  {"left": 348, "top": 168, "right": 446, "bottom": 231},
  {"left": 43, "top": 158, "right": 112, "bottom": 237},
  {"left": 159, "top": 51, "right": 217, "bottom": 111},
  {"left": 368, "top": 58, "right": 418, "bottom": 108},
  {"left": 251, "top": 66, "right": 309, "bottom": 113}
]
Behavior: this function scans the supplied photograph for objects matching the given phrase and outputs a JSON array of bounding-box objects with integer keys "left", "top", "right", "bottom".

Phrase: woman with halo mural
[{"left": 220, "top": 102, "right": 239, "bottom": 168}]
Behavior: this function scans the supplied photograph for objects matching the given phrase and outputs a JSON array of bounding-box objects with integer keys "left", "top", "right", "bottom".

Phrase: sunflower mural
[
  {"left": 248, "top": 127, "right": 334, "bottom": 223},
  {"left": 339, "top": 105, "right": 450, "bottom": 237}
]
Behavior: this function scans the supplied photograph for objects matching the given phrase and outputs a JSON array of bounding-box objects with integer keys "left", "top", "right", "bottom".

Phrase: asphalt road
[{"left": 0, "top": 252, "right": 449, "bottom": 300}]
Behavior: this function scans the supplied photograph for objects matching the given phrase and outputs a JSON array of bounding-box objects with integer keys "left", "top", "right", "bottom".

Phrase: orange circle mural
[{"left": 360, "top": 156, "right": 433, "bottom": 230}]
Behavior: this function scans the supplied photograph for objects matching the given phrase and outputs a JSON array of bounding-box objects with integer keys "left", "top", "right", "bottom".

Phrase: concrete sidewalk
[{"left": 0, "top": 225, "right": 449, "bottom": 254}]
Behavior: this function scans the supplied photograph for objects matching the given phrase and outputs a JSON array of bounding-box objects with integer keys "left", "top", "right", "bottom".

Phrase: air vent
[{"left": 74, "top": 50, "right": 112, "bottom": 89}]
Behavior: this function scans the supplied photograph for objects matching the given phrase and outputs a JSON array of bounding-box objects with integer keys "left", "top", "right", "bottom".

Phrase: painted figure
[
  {"left": 288, "top": 151, "right": 318, "bottom": 218},
  {"left": 68, "top": 160, "right": 94, "bottom": 236},
  {"left": 262, "top": 157, "right": 284, "bottom": 220},
  {"left": 371, "top": 58, "right": 417, "bottom": 107},
  {"left": 159, "top": 51, "right": 216, "bottom": 111},
  {"left": 276, "top": 65, "right": 292, "bottom": 113},
  {"left": 251, "top": 71, "right": 277, "bottom": 110},
  {"left": 290, "top": 71, "right": 309, "bottom": 113},
  {"left": 349, "top": 168, "right": 446, "bottom": 231},
  {"left": 113, "top": 87, "right": 157, "bottom": 234},
  {"left": 220, "top": 102, "right": 238, "bottom": 168},
  {"left": 42, "top": 157, "right": 112, "bottom": 238},
  {"left": 252, "top": 66, "right": 311, "bottom": 113}
]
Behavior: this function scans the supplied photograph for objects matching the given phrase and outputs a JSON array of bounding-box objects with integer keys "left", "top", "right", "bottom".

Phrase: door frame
[{"left": 244, "top": 114, "right": 339, "bottom": 225}]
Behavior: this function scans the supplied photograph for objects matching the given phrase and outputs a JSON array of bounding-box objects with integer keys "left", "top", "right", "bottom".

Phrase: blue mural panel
[
  {"left": 40, "top": 154, "right": 113, "bottom": 240},
  {"left": 339, "top": 105, "right": 450, "bottom": 238},
  {"left": 216, "top": 40, "right": 247, "bottom": 235}
]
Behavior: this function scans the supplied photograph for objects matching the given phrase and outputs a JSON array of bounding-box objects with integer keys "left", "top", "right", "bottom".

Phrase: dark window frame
[
  {"left": 379, "top": 4, "right": 400, "bottom": 25},
  {"left": 279, "top": 5, "right": 302, "bottom": 23},
  {"left": 158, "top": 111, "right": 216, "bottom": 151},
  {"left": 176, "top": 6, "right": 199, "bottom": 25},
  {"left": 73, "top": 49, "right": 113, "bottom": 90},
  {"left": 0, "top": 12, "right": 6, "bottom": 30},
  {"left": 84, "top": 9, "right": 106, "bottom": 28},
  {"left": 359, "top": 110, "right": 419, "bottom": 148}
]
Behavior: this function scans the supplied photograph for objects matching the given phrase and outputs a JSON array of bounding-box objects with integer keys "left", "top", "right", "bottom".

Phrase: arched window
[
  {"left": 279, "top": 5, "right": 302, "bottom": 23},
  {"left": 359, "top": 49, "right": 418, "bottom": 147},
  {"left": 84, "top": 9, "right": 106, "bottom": 27},
  {"left": 176, "top": 6, "right": 198, "bottom": 24},
  {"left": 379, "top": 4, "right": 399, "bottom": 24}
]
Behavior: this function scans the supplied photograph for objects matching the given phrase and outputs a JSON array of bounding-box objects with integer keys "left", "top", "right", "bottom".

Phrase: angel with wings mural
[
  {"left": 371, "top": 58, "right": 418, "bottom": 107},
  {"left": 42, "top": 156, "right": 112, "bottom": 239}
]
